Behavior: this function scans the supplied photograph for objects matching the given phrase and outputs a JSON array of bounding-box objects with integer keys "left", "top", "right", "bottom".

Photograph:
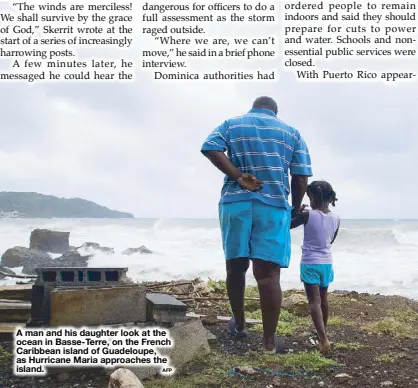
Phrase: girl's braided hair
[{"left": 307, "top": 181, "right": 338, "bottom": 207}]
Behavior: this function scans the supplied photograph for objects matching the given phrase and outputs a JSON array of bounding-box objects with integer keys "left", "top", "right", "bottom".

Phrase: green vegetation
[
  {"left": 248, "top": 309, "right": 310, "bottom": 335},
  {"left": 375, "top": 352, "right": 405, "bottom": 363},
  {"left": 0, "top": 346, "right": 12, "bottom": 363},
  {"left": 328, "top": 315, "right": 355, "bottom": 327},
  {"left": 0, "top": 192, "right": 133, "bottom": 218},
  {"left": 333, "top": 342, "right": 366, "bottom": 351},
  {"left": 275, "top": 351, "right": 341, "bottom": 372},
  {"left": 362, "top": 317, "right": 416, "bottom": 338},
  {"left": 145, "top": 350, "right": 340, "bottom": 387}
]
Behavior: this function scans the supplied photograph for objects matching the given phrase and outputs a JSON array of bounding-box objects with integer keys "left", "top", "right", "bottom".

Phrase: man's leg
[
  {"left": 218, "top": 201, "right": 252, "bottom": 335},
  {"left": 250, "top": 202, "right": 291, "bottom": 352},
  {"left": 226, "top": 258, "right": 250, "bottom": 332},
  {"left": 252, "top": 259, "right": 282, "bottom": 351}
]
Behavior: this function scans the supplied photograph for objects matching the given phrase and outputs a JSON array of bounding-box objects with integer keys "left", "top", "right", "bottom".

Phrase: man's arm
[
  {"left": 203, "top": 151, "right": 242, "bottom": 181},
  {"left": 291, "top": 175, "right": 308, "bottom": 216},
  {"left": 203, "top": 151, "right": 263, "bottom": 191},
  {"left": 289, "top": 130, "right": 312, "bottom": 217}
]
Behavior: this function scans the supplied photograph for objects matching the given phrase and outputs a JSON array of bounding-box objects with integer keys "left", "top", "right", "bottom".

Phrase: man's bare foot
[{"left": 319, "top": 338, "right": 331, "bottom": 355}]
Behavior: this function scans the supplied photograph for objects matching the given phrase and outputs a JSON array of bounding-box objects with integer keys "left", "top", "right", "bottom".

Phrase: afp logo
[{"left": 160, "top": 366, "right": 176, "bottom": 376}]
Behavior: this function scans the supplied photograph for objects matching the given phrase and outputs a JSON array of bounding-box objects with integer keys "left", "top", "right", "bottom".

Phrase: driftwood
[
  {"left": 186, "top": 312, "right": 262, "bottom": 325},
  {"left": 146, "top": 281, "right": 193, "bottom": 290},
  {"left": 0, "top": 271, "right": 37, "bottom": 279},
  {"left": 178, "top": 296, "right": 260, "bottom": 302}
]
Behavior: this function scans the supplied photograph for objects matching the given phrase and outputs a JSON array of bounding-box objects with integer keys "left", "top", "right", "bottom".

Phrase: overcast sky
[{"left": 0, "top": 2, "right": 417, "bottom": 219}]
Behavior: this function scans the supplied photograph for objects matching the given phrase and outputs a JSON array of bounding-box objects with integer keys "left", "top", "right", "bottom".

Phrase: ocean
[{"left": 0, "top": 218, "right": 417, "bottom": 300}]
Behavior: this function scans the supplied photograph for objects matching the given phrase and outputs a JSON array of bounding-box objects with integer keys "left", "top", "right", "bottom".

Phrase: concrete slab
[
  {"left": 146, "top": 293, "right": 187, "bottom": 325},
  {"left": 0, "top": 284, "right": 32, "bottom": 301},
  {"left": 35, "top": 267, "right": 130, "bottom": 286},
  {"left": 49, "top": 285, "right": 146, "bottom": 326},
  {"left": 0, "top": 301, "right": 31, "bottom": 322}
]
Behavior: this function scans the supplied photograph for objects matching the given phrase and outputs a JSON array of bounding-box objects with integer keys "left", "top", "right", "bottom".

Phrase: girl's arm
[
  {"left": 290, "top": 211, "right": 309, "bottom": 229},
  {"left": 331, "top": 220, "right": 340, "bottom": 244}
]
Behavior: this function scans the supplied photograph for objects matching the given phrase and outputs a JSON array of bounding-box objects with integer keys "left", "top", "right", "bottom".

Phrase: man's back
[{"left": 201, "top": 108, "right": 312, "bottom": 209}]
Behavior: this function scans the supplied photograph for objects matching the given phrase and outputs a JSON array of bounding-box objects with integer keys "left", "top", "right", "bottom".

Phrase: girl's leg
[
  {"left": 304, "top": 283, "right": 330, "bottom": 354},
  {"left": 320, "top": 287, "right": 329, "bottom": 331}
]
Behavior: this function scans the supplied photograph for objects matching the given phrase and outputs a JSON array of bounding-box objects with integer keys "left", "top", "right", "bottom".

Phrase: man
[{"left": 201, "top": 96, "right": 312, "bottom": 353}]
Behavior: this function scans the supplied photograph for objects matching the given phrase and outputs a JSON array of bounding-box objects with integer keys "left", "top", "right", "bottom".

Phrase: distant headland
[{"left": 0, "top": 192, "right": 134, "bottom": 219}]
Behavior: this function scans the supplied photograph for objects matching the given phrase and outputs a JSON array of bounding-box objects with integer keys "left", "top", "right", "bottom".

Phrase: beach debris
[
  {"left": 30, "top": 229, "right": 70, "bottom": 253},
  {"left": 234, "top": 365, "right": 257, "bottom": 375},
  {"left": 0, "top": 266, "right": 16, "bottom": 279},
  {"left": 108, "top": 368, "right": 144, "bottom": 388},
  {"left": 335, "top": 373, "right": 352, "bottom": 382},
  {"left": 122, "top": 246, "right": 153, "bottom": 255},
  {"left": 380, "top": 381, "right": 393, "bottom": 386},
  {"left": 0, "top": 284, "right": 32, "bottom": 301},
  {"left": 282, "top": 294, "right": 309, "bottom": 316}
]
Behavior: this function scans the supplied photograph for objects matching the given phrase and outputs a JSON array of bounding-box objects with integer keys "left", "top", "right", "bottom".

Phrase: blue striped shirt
[{"left": 201, "top": 108, "right": 313, "bottom": 209}]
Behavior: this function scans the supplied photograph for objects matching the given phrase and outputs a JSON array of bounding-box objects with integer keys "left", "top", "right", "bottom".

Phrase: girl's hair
[{"left": 307, "top": 180, "right": 338, "bottom": 207}]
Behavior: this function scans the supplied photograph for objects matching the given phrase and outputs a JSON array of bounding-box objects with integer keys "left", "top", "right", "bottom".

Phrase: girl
[{"left": 291, "top": 180, "right": 340, "bottom": 354}]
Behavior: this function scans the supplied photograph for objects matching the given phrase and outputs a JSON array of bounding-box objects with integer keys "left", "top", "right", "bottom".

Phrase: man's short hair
[{"left": 252, "top": 96, "right": 278, "bottom": 114}]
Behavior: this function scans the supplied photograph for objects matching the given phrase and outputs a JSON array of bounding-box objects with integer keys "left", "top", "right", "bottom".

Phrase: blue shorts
[
  {"left": 218, "top": 200, "right": 291, "bottom": 267},
  {"left": 300, "top": 264, "right": 334, "bottom": 288}
]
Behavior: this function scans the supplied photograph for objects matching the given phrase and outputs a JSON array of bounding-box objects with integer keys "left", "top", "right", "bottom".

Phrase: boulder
[
  {"left": 122, "top": 246, "right": 153, "bottom": 255},
  {"left": 282, "top": 293, "right": 309, "bottom": 317},
  {"left": 55, "top": 251, "right": 90, "bottom": 267},
  {"left": 0, "top": 266, "right": 16, "bottom": 279},
  {"left": 109, "top": 319, "right": 211, "bottom": 381},
  {"left": 80, "top": 242, "right": 114, "bottom": 254},
  {"left": 1, "top": 246, "right": 52, "bottom": 268},
  {"left": 108, "top": 368, "right": 144, "bottom": 388},
  {"left": 22, "top": 251, "right": 90, "bottom": 275},
  {"left": 29, "top": 229, "right": 70, "bottom": 253}
]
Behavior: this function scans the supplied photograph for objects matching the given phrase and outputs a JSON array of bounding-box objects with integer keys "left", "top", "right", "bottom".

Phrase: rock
[
  {"left": 56, "top": 372, "right": 70, "bottom": 382},
  {"left": 318, "top": 382, "right": 325, "bottom": 387},
  {"left": 81, "top": 242, "right": 114, "bottom": 254},
  {"left": 81, "top": 242, "right": 101, "bottom": 250},
  {"left": 234, "top": 366, "right": 256, "bottom": 375},
  {"left": 122, "top": 246, "right": 153, "bottom": 255},
  {"left": 121, "top": 319, "right": 211, "bottom": 380},
  {"left": 380, "top": 382, "right": 393, "bottom": 386},
  {"left": 98, "top": 246, "right": 114, "bottom": 254},
  {"left": 108, "top": 368, "right": 144, "bottom": 388},
  {"left": 171, "top": 280, "right": 194, "bottom": 294},
  {"left": 335, "top": 373, "right": 352, "bottom": 382},
  {"left": 30, "top": 229, "right": 70, "bottom": 253},
  {"left": 201, "top": 316, "right": 219, "bottom": 325},
  {"left": 0, "top": 266, "right": 16, "bottom": 279},
  {"left": 272, "top": 376, "right": 282, "bottom": 386},
  {"left": 1, "top": 246, "right": 52, "bottom": 268},
  {"left": 282, "top": 294, "right": 309, "bottom": 316},
  {"left": 55, "top": 251, "right": 90, "bottom": 266},
  {"left": 22, "top": 251, "right": 90, "bottom": 275},
  {"left": 194, "top": 282, "right": 212, "bottom": 295}
]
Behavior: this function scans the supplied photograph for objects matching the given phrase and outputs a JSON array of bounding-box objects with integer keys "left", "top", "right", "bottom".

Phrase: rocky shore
[{"left": 1, "top": 279, "right": 418, "bottom": 387}]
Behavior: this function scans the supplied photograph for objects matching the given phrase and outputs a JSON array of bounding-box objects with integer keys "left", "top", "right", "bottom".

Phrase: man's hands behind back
[{"left": 237, "top": 173, "right": 263, "bottom": 192}]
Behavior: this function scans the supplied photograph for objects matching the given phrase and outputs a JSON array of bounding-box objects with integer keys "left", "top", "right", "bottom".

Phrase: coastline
[{"left": 1, "top": 279, "right": 418, "bottom": 387}]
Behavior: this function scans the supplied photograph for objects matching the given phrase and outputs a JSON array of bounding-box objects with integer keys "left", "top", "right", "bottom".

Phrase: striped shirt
[{"left": 201, "top": 108, "right": 313, "bottom": 209}]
